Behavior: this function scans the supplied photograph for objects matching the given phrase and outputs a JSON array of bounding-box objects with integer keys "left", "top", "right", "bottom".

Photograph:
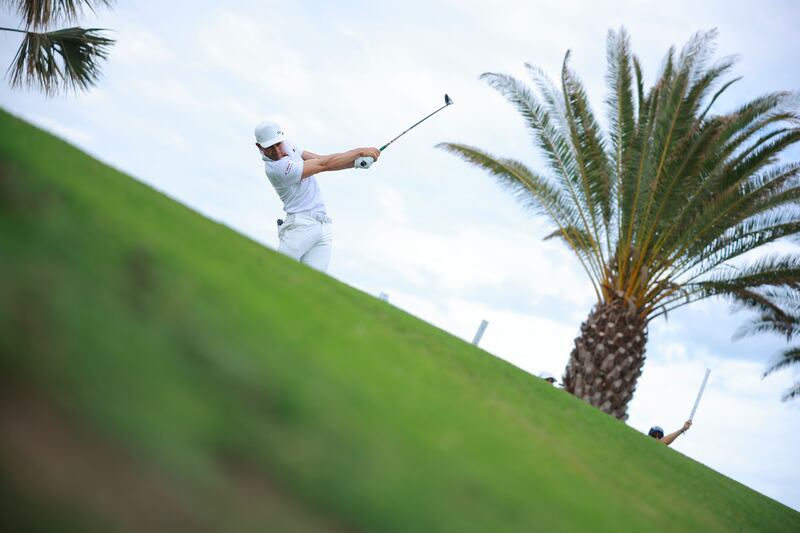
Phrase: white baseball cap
[
  {"left": 255, "top": 121, "right": 285, "bottom": 148},
  {"left": 538, "top": 371, "right": 556, "bottom": 382}
]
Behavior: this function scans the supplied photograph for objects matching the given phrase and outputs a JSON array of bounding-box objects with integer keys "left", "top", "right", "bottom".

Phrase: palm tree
[
  {"left": 731, "top": 280, "right": 800, "bottom": 401},
  {"left": 438, "top": 28, "right": 800, "bottom": 420},
  {"left": 1, "top": 0, "right": 115, "bottom": 95}
]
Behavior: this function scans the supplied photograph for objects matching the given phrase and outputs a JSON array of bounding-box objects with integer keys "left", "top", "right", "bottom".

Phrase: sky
[{"left": 1, "top": 0, "right": 799, "bottom": 512}]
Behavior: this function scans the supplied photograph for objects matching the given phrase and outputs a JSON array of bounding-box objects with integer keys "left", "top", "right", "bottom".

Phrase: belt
[{"left": 278, "top": 212, "right": 332, "bottom": 226}]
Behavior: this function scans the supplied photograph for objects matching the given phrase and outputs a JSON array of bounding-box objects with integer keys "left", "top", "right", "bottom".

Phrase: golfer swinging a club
[{"left": 254, "top": 121, "right": 380, "bottom": 272}]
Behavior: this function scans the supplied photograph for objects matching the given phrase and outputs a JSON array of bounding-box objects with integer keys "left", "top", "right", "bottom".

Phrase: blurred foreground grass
[{"left": 1, "top": 108, "right": 798, "bottom": 532}]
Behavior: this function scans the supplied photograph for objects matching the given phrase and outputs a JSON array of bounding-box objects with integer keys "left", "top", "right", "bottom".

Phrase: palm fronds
[
  {"left": 543, "top": 226, "right": 597, "bottom": 252},
  {"left": 777, "top": 380, "right": 800, "bottom": 401},
  {"left": 1, "top": 0, "right": 113, "bottom": 29},
  {"left": 729, "top": 285, "right": 800, "bottom": 401},
  {"left": 694, "top": 255, "right": 800, "bottom": 294},
  {"left": 765, "top": 346, "right": 800, "bottom": 401},
  {"left": 6, "top": 26, "right": 114, "bottom": 95},
  {"left": 1, "top": 0, "right": 114, "bottom": 94}
]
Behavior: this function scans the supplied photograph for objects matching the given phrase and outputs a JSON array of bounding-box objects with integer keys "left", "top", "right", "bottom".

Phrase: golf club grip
[{"left": 354, "top": 156, "right": 374, "bottom": 169}]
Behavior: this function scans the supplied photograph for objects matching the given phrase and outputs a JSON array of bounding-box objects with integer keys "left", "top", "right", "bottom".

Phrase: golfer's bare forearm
[
  {"left": 660, "top": 429, "right": 685, "bottom": 445},
  {"left": 302, "top": 148, "right": 375, "bottom": 178},
  {"left": 325, "top": 149, "right": 367, "bottom": 170}
]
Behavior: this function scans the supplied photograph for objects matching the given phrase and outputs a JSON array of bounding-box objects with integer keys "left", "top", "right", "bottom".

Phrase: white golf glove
[{"left": 354, "top": 156, "right": 374, "bottom": 169}]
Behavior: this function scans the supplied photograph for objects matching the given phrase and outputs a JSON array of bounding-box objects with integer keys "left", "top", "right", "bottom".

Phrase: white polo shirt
[{"left": 263, "top": 140, "right": 326, "bottom": 215}]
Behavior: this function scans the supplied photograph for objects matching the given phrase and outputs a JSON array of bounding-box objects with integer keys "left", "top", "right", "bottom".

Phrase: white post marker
[
  {"left": 689, "top": 368, "right": 711, "bottom": 422},
  {"left": 472, "top": 320, "right": 489, "bottom": 346}
]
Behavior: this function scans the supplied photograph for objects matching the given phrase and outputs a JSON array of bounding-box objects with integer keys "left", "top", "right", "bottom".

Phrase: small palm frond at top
[
  {"left": 1, "top": 0, "right": 114, "bottom": 29},
  {"left": 6, "top": 27, "right": 114, "bottom": 95}
]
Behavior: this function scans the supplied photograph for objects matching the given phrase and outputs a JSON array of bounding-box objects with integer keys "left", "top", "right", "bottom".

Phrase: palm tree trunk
[{"left": 563, "top": 296, "right": 648, "bottom": 420}]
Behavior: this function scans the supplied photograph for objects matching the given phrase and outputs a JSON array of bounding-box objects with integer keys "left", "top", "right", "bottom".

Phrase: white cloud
[
  {"left": 26, "top": 115, "right": 93, "bottom": 145},
  {"left": 111, "top": 28, "right": 173, "bottom": 64}
]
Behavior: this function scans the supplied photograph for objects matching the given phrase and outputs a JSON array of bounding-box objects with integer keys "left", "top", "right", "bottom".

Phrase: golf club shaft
[
  {"left": 379, "top": 102, "right": 451, "bottom": 151},
  {"left": 689, "top": 368, "right": 711, "bottom": 421}
]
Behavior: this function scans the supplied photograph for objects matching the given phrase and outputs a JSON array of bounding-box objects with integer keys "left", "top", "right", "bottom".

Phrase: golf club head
[{"left": 445, "top": 93, "right": 453, "bottom": 106}]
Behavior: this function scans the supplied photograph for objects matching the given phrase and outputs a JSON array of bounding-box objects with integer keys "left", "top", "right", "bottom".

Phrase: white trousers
[{"left": 278, "top": 212, "right": 332, "bottom": 272}]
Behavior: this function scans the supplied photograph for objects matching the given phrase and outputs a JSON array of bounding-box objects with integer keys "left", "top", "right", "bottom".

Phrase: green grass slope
[{"left": 0, "top": 108, "right": 797, "bottom": 532}]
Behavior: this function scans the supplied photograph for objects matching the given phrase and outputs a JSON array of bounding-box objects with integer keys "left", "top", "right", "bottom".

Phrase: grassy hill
[{"left": 1, "top": 108, "right": 798, "bottom": 532}]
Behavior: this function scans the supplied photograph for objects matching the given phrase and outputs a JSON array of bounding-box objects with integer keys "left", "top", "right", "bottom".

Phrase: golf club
[
  {"left": 355, "top": 93, "right": 454, "bottom": 169},
  {"left": 688, "top": 368, "right": 711, "bottom": 423}
]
